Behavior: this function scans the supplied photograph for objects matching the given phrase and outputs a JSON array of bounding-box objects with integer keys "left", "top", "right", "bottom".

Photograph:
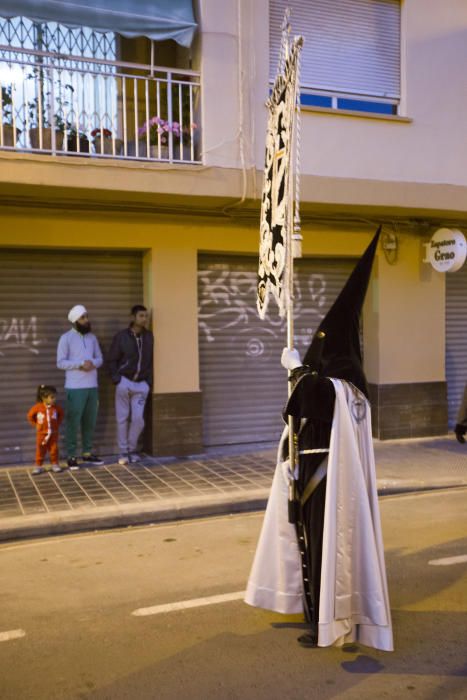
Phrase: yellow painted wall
[
  {"left": 0, "top": 210, "right": 447, "bottom": 389},
  {"left": 150, "top": 248, "right": 199, "bottom": 393},
  {"left": 0, "top": 208, "right": 377, "bottom": 255},
  {"left": 364, "top": 233, "right": 445, "bottom": 384}
]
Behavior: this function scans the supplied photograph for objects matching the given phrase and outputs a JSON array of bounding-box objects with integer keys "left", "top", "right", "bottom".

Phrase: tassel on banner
[{"left": 292, "top": 221, "right": 302, "bottom": 259}]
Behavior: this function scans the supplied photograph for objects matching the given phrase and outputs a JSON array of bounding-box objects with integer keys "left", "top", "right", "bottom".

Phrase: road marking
[
  {"left": 428, "top": 554, "right": 467, "bottom": 566},
  {"left": 132, "top": 590, "right": 246, "bottom": 616},
  {"left": 0, "top": 629, "right": 26, "bottom": 643}
]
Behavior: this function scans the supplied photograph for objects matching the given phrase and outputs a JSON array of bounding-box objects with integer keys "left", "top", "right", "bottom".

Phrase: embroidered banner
[{"left": 257, "top": 37, "right": 302, "bottom": 320}]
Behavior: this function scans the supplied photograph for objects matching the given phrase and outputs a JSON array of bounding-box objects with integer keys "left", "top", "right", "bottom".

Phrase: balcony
[{"left": 0, "top": 45, "right": 201, "bottom": 164}]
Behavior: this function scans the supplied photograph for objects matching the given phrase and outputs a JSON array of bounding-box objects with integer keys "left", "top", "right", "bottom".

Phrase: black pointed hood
[{"left": 302, "top": 226, "right": 381, "bottom": 398}]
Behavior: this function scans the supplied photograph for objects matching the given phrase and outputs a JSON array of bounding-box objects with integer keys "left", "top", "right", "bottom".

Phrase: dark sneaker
[
  {"left": 51, "top": 465, "right": 62, "bottom": 473},
  {"left": 82, "top": 453, "right": 104, "bottom": 466},
  {"left": 129, "top": 453, "right": 143, "bottom": 464},
  {"left": 67, "top": 457, "right": 80, "bottom": 470},
  {"left": 32, "top": 466, "right": 45, "bottom": 476}
]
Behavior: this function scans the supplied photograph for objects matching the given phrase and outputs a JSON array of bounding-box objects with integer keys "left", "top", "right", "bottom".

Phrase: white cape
[{"left": 245, "top": 379, "right": 393, "bottom": 651}]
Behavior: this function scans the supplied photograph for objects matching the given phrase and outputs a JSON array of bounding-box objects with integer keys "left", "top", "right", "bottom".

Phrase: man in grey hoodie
[
  {"left": 57, "top": 305, "right": 104, "bottom": 468},
  {"left": 108, "top": 305, "right": 154, "bottom": 465}
]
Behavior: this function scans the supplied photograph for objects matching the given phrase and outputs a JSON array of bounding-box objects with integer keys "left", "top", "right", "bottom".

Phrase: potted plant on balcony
[
  {"left": 91, "top": 127, "right": 123, "bottom": 156},
  {"left": 1, "top": 86, "right": 21, "bottom": 147},
  {"left": 27, "top": 79, "right": 78, "bottom": 152},
  {"left": 138, "top": 116, "right": 197, "bottom": 160},
  {"left": 66, "top": 124, "right": 90, "bottom": 155},
  {"left": 28, "top": 96, "right": 65, "bottom": 151}
]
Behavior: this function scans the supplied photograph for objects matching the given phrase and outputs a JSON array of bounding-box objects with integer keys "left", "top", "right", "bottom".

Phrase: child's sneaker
[
  {"left": 129, "top": 453, "right": 143, "bottom": 464},
  {"left": 32, "top": 466, "right": 45, "bottom": 476},
  {"left": 51, "top": 465, "right": 62, "bottom": 473},
  {"left": 118, "top": 454, "right": 129, "bottom": 466}
]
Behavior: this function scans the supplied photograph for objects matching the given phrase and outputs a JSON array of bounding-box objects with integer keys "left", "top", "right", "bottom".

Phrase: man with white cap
[{"left": 57, "top": 305, "right": 104, "bottom": 468}]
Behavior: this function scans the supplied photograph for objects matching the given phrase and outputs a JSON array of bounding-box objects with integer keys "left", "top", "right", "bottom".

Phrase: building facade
[{"left": 0, "top": 0, "right": 466, "bottom": 463}]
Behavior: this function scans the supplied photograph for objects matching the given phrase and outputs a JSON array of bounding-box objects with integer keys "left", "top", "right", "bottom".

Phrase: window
[
  {"left": 0, "top": 17, "right": 117, "bottom": 150},
  {"left": 0, "top": 17, "right": 200, "bottom": 162},
  {"left": 270, "top": 0, "right": 401, "bottom": 115}
]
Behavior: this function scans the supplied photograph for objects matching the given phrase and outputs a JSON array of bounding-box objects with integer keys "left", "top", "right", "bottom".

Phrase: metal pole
[
  {"left": 287, "top": 36, "right": 303, "bottom": 510},
  {"left": 287, "top": 129, "right": 296, "bottom": 476}
]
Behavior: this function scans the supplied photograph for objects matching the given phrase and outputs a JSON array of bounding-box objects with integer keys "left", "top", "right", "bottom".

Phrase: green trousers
[{"left": 65, "top": 388, "right": 99, "bottom": 457}]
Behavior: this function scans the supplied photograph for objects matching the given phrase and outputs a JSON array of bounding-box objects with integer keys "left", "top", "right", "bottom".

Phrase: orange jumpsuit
[{"left": 27, "top": 403, "right": 64, "bottom": 466}]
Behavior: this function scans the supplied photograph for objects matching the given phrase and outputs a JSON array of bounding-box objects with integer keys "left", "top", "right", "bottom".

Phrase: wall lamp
[{"left": 381, "top": 230, "right": 398, "bottom": 265}]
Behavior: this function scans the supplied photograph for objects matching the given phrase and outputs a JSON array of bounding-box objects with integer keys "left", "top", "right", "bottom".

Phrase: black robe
[{"left": 283, "top": 372, "right": 336, "bottom": 635}]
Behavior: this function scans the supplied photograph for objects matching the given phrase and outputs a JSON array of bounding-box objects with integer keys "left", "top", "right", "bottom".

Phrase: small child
[{"left": 27, "top": 385, "right": 64, "bottom": 475}]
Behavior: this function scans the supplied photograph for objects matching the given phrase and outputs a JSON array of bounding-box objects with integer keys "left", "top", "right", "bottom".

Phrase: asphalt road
[{"left": 0, "top": 488, "right": 466, "bottom": 700}]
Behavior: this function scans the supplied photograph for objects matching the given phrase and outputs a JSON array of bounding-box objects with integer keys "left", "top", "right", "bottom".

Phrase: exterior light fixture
[{"left": 381, "top": 231, "right": 398, "bottom": 264}]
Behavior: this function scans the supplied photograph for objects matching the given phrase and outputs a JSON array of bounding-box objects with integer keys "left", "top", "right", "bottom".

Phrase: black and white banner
[{"left": 257, "top": 37, "right": 302, "bottom": 320}]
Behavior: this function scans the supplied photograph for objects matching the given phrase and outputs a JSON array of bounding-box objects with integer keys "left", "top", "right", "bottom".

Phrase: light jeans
[{"left": 115, "top": 376, "right": 150, "bottom": 453}]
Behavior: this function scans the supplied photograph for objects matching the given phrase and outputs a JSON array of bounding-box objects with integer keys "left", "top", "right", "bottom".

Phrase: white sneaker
[{"left": 118, "top": 455, "right": 129, "bottom": 466}]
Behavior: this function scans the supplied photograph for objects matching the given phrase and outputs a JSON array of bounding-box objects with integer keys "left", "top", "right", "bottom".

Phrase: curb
[
  {"left": 1, "top": 481, "right": 466, "bottom": 543},
  {"left": 0, "top": 489, "right": 270, "bottom": 543}
]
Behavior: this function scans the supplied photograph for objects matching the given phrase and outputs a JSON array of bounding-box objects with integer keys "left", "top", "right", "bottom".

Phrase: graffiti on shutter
[{"left": 0, "top": 316, "right": 42, "bottom": 356}]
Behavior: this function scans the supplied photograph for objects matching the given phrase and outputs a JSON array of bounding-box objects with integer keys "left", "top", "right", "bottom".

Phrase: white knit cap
[{"left": 68, "top": 305, "right": 87, "bottom": 323}]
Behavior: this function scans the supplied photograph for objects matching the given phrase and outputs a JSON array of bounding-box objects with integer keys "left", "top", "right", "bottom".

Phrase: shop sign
[{"left": 426, "top": 228, "right": 466, "bottom": 272}]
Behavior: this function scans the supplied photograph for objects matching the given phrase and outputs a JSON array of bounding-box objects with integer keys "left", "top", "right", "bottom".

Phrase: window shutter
[{"left": 270, "top": 0, "right": 400, "bottom": 99}]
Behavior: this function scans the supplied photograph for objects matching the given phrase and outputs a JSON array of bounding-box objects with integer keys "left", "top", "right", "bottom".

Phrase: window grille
[
  {"left": 0, "top": 16, "right": 117, "bottom": 151},
  {"left": 0, "top": 16, "right": 116, "bottom": 61}
]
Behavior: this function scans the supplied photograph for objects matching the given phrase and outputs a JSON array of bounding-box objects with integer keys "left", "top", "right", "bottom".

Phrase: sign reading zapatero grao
[{"left": 427, "top": 228, "right": 466, "bottom": 272}]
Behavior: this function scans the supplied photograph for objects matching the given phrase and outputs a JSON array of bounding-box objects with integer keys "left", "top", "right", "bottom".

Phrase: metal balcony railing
[{"left": 0, "top": 46, "right": 201, "bottom": 163}]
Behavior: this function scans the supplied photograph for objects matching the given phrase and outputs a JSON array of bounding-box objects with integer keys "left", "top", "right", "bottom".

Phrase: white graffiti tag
[
  {"left": 0, "top": 316, "right": 42, "bottom": 355},
  {"left": 198, "top": 270, "right": 328, "bottom": 358}
]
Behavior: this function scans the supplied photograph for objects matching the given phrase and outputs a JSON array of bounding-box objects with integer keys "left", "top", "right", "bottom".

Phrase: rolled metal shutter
[
  {"left": 270, "top": 0, "right": 401, "bottom": 98},
  {"left": 446, "top": 264, "right": 467, "bottom": 427},
  {"left": 198, "top": 255, "right": 355, "bottom": 446},
  {"left": 0, "top": 248, "right": 143, "bottom": 464}
]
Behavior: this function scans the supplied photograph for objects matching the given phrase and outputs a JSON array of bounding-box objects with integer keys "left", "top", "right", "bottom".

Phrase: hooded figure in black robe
[{"left": 246, "top": 228, "right": 393, "bottom": 652}]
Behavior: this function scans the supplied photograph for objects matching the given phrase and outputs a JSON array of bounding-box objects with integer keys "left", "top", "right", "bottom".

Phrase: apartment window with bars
[
  {"left": 0, "top": 16, "right": 200, "bottom": 162},
  {"left": 270, "top": 0, "right": 401, "bottom": 115},
  {"left": 0, "top": 17, "right": 117, "bottom": 152}
]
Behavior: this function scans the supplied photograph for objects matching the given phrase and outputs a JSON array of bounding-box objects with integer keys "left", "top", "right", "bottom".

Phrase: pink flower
[{"left": 138, "top": 115, "right": 195, "bottom": 146}]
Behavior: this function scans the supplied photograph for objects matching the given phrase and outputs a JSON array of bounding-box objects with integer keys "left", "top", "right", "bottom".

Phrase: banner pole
[
  {"left": 287, "top": 169, "right": 296, "bottom": 474},
  {"left": 287, "top": 35, "right": 302, "bottom": 484}
]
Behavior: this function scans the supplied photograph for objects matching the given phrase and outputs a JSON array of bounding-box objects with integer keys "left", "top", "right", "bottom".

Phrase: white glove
[
  {"left": 282, "top": 458, "right": 298, "bottom": 482},
  {"left": 281, "top": 347, "right": 302, "bottom": 371}
]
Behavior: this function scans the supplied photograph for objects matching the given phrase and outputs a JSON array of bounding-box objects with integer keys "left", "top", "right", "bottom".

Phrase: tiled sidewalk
[
  {"left": 0, "top": 452, "right": 276, "bottom": 521},
  {"left": 0, "top": 437, "right": 465, "bottom": 541}
]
